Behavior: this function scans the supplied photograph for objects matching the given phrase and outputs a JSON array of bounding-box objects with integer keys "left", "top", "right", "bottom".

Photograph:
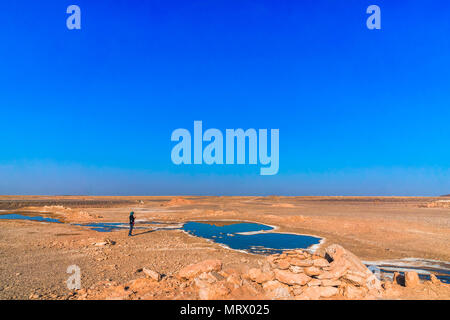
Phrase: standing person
[{"left": 128, "top": 211, "right": 135, "bottom": 236}]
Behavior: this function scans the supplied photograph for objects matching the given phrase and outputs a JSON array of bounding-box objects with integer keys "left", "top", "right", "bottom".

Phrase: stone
[
  {"left": 127, "top": 278, "right": 156, "bottom": 292},
  {"left": 210, "top": 271, "right": 225, "bottom": 282},
  {"left": 265, "top": 286, "right": 292, "bottom": 300},
  {"left": 178, "top": 260, "right": 222, "bottom": 279},
  {"left": 313, "top": 258, "right": 330, "bottom": 268},
  {"left": 274, "top": 269, "right": 311, "bottom": 286},
  {"left": 343, "top": 273, "right": 367, "bottom": 287},
  {"left": 307, "top": 279, "right": 322, "bottom": 287},
  {"left": 266, "top": 255, "right": 278, "bottom": 263},
  {"left": 289, "top": 258, "right": 313, "bottom": 267},
  {"left": 276, "top": 259, "right": 290, "bottom": 270},
  {"left": 430, "top": 274, "right": 441, "bottom": 285},
  {"left": 142, "top": 268, "right": 161, "bottom": 281},
  {"left": 317, "top": 286, "right": 339, "bottom": 298},
  {"left": 291, "top": 285, "right": 303, "bottom": 296},
  {"left": 342, "top": 284, "right": 367, "bottom": 299},
  {"left": 320, "top": 244, "right": 382, "bottom": 291},
  {"left": 198, "top": 282, "right": 230, "bottom": 300},
  {"left": 304, "top": 266, "right": 322, "bottom": 277},
  {"left": 289, "top": 266, "right": 303, "bottom": 274},
  {"left": 226, "top": 274, "right": 242, "bottom": 288},
  {"left": 404, "top": 271, "right": 420, "bottom": 288},
  {"left": 262, "top": 281, "right": 292, "bottom": 300},
  {"left": 321, "top": 279, "right": 342, "bottom": 287},
  {"left": 262, "top": 280, "right": 285, "bottom": 291},
  {"left": 248, "top": 268, "right": 274, "bottom": 284}
]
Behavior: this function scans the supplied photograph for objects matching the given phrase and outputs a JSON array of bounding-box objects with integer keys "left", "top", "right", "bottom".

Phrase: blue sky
[{"left": 0, "top": 1, "right": 449, "bottom": 196}]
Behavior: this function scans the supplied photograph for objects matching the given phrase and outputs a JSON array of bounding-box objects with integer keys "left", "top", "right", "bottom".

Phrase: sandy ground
[{"left": 0, "top": 196, "right": 449, "bottom": 300}]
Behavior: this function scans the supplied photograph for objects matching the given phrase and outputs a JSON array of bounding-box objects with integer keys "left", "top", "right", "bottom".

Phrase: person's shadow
[
  {"left": 131, "top": 227, "right": 181, "bottom": 237},
  {"left": 131, "top": 229, "right": 155, "bottom": 237}
]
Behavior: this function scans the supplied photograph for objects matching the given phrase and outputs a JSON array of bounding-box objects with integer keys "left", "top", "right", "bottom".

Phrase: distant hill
[{"left": 441, "top": 194, "right": 450, "bottom": 197}]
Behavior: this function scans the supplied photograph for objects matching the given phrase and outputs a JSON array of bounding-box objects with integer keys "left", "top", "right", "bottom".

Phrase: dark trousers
[{"left": 129, "top": 223, "right": 134, "bottom": 236}]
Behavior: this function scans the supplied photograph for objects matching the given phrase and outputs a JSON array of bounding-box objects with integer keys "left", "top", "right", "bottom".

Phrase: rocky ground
[
  {"left": 72, "top": 244, "right": 450, "bottom": 300},
  {"left": 0, "top": 196, "right": 449, "bottom": 300}
]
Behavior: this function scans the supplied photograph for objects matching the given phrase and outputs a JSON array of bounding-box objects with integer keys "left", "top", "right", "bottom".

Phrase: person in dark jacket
[{"left": 128, "top": 211, "right": 135, "bottom": 236}]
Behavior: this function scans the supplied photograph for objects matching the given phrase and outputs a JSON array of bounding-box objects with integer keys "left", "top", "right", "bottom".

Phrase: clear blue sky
[{"left": 0, "top": 1, "right": 449, "bottom": 196}]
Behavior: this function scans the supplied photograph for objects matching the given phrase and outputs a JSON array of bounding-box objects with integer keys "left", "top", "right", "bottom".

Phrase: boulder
[
  {"left": 274, "top": 269, "right": 311, "bottom": 286},
  {"left": 323, "top": 244, "right": 382, "bottom": 291},
  {"left": 289, "top": 258, "right": 313, "bottom": 267},
  {"left": 304, "top": 266, "right": 322, "bottom": 277},
  {"left": 276, "top": 259, "right": 291, "bottom": 270},
  {"left": 321, "top": 279, "right": 342, "bottom": 287},
  {"left": 289, "top": 266, "right": 303, "bottom": 274},
  {"left": 178, "top": 260, "right": 222, "bottom": 279},
  {"left": 307, "top": 279, "right": 322, "bottom": 287},
  {"left": 198, "top": 282, "right": 230, "bottom": 300},
  {"left": 404, "top": 271, "right": 420, "bottom": 288},
  {"left": 343, "top": 272, "right": 366, "bottom": 287},
  {"left": 313, "top": 258, "right": 330, "bottom": 268},
  {"left": 430, "top": 274, "right": 441, "bottom": 285},
  {"left": 247, "top": 268, "right": 274, "bottom": 284},
  {"left": 342, "top": 284, "right": 368, "bottom": 299},
  {"left": 262, "top": 280, "right": 292, "bottom": 300},
  {"left": 142, "top": 268, "right": 161, "bottom": 281}
]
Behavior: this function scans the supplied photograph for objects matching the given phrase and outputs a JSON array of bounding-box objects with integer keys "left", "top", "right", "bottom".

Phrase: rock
[
  {"left": 317, "top": 261, "right": 348, "bottom": 280},
  {"left": 307, "top": 279, "right": 322, "bottom": 287},
  {"left": 317, "top": 286, "right": 339, "bottom": 298},
  {"left": 343, "top": 272, "right": 367, "bottom": 287},
  {"left": 274, "top": 269, "right": 311, "bottom": 286},
  {"left": 304, "top": 266, "right": 322, "bottom": 277},
  {"left": 289, "top": 266, "right": 303, "bottom": 273},
  {"left": 262, "top": 280, "right": 284, "bottom": 291},
  {"left": 248, "top": 268, "right": 274, "bottom": 284},
  {"left": 404, "top": 271, "right": 420, "bottom": 288},
  {"left": 127, "top": 278, "right": 156, "bottom": 292},
  {"left": 94, "top": 239, "right": 116, "bottom": 246},
  {"left": 226, "top": 274, "right": 242, "bottom": 288},
  {"left": 313, "top": 258, "right": 330, "bottom": 268},
  {"left": 178, "top": 260, "right": 222, "bottom": 279},
  {"left": 298, "top": 286, "right": 339, "bottom": 299},
  {"left": 292, "top": 285, "right": 303, "bottom": 296},
  {"left": 321, "top": 279, "right": 341, "bottom": 287},
  {"left": 430, "top": 274, "right": 441, "bottom": 285},
  {"left": 342, "top": 284, "right": 367, "bottom": 299},
  {"left": 198, "top": 282, "right": 230, "bottom": 300},
  {"left": 322, "top": 244, "right": 382, "bottom": 291},
  {"left": 142, "top": 268, "right": 161, "bottom": 281},
  {"left": 276, "top": 259, "right": 290, "bottom": 270},
  {"left": 29, "top": 293, "right": 40, "bottom": 300},
  {"left": 289, "top": 258, "right": 313, "bottom": 267},
  {"left": 262, "top": 280, "right": 292, "bottom": 300},
  {"left": 210, "top": 271, "right": 225, "bottom": 282},
  {"left": 265, "top": 286, "right": 292, "bottom": 300}
]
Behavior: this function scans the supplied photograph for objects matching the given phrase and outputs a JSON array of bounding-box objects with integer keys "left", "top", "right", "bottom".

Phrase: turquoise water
[
  {"left": 182, "top": 221, "right": 321, "bottom": 254},
  {"left": 0, "top": 213, "right": 61, "bottom": 223}
]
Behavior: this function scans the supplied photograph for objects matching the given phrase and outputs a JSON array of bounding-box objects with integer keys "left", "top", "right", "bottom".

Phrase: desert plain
[{"left": 0, "top": 195, "right": 449, "bottom": 300}]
